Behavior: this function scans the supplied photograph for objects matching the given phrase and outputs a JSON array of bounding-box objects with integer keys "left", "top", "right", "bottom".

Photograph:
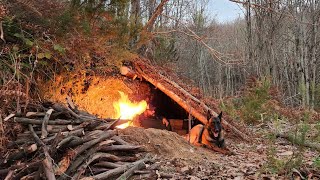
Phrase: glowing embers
[{"left": 113, "top": 91, "right": 147, "bottom": 129}]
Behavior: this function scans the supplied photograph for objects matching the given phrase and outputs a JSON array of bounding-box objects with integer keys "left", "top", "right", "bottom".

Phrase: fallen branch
[
  {"left": 56, "top": 136, "right": 81, "bottom": 149},
  {"left": 116, "top": 158, "right": 147, "bottom": 180},
  {"left": 72, "top": 130, "right": 117, "bottom": 158},
  {"left": 277, "top": 133, "right": 320, "bottom": 152},
  {"left": 111, "top": 136, "right": 131, "bottom": 145},
  {"left": 72, "top": 153, "right": 123, "bottom": 179},
  {"left": 14, "top": 117, "right": 73, "bottom": 125},
  {"left": 94, "top": 162, "right": 126, "bottom": 169},
  {"left": 0, "top": 21, "right": 5, "bottom": 43},
  {"left": 99, "top": 145, "right": 143, "bottom": 152},
  {"left": 93, "top": 155, "right": 150, "bottom": 180},
  {"left": 5, "top": 143, "right": 38, "bottom": 164},
  {"left": 28, "top": 124, "right": 56, "bottom": 180},
  {"left": 41, "top": 109, "right": 54, "bottom": 139}
]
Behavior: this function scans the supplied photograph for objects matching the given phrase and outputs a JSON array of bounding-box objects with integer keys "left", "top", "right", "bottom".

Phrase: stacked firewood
[{"left": 0, "top": 101, "right": 154, "bottom": 180}]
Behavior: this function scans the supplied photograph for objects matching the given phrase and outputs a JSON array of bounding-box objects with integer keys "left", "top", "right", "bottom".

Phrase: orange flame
[{"left": 113, "top": 91, "right": 147, "bottom": 129}]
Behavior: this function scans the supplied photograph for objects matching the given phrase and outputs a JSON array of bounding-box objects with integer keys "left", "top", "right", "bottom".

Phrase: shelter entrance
[{"left": 134, "top": 83, "right": 190, "bottom": 135}]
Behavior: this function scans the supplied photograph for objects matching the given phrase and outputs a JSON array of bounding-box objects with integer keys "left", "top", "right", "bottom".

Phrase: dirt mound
[{"left": 120, "top": 127, "right": 218, "bottom": 163}]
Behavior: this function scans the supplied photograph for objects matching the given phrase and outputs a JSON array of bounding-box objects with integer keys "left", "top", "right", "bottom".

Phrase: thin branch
[
  {"left": 0, "top": 21, "right": 5, "bottom": 43},
  {"left": 143, "top": 0, "right": 169, "bottom": 32},
  {"left": 153, "top": 14, "right": 245, "bottom": 65},
  {"left": 229, "top": 0, "right": 320, "bottom": 26}
]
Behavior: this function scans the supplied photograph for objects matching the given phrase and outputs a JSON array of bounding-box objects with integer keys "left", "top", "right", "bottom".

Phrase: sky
[{"left": 207, "top": 0, "right": 244, "bottom": 23}]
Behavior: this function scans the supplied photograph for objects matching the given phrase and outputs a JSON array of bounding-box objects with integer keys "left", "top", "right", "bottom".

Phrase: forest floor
[{"left": 120, "top": 126, "right": 319, "bottom": 179}]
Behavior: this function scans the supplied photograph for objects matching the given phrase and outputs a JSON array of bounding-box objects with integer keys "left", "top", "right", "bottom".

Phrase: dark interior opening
[
  {"left": 151, "top": 88, "right": 189, "bottom": 120},
  {"left": 135, "top": 83, "right": 190, "bottom": 135}
]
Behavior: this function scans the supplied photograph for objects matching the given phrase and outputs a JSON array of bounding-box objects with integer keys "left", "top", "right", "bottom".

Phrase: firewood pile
[{"left": 0, "top": 101, "right": 156, "bottom": 180}]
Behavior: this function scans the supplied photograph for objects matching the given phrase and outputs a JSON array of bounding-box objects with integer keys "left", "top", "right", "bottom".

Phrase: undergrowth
[
  {"left": 220, "top": 77, "right": 320, "bottom": 177},
  {"left": 220, "top": 77, "right": 276, "bottom": 125},
  {"left": 260, "top": 122, "right": 309, "bottom": 177}
]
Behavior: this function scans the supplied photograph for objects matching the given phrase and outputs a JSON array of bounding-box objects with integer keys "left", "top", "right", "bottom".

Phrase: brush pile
[{"left": 0, "top": 100, "right": 155, "bottom": 180}]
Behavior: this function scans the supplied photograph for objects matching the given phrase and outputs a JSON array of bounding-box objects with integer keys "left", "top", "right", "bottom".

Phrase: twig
[
  {"left": 229, "top": 0, "right": 319, "bottom": 26},
  {"left": 41, "top": 108, "right": 54, "bottom": 139},
  {"left": 116, "top": 159, "right": 147, "bottom": 180},
  {"left": 0, "top": 21, "right": 5, "bottom": 43}
]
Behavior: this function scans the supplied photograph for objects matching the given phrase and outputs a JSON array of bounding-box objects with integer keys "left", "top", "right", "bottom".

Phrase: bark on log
[
  {"left": 93, "top": 155, "right": 149, "bottom": 180},
  {"left": 4, "top": 170, "right": 13, "bottom": 180},
  {"left": 66, "top": 131, "right": 105, "bottom": 148},
  {"left": 99, "top": 145, "right": 143, "bottom": 152},
  {"left": 28, "top": 125, "right": 56, "bottom": 180},
  {"left": 59, "top": 133, "right": 117, "bottom": 179},
  {"left": 72, "top": 152, "right": 132, "bottom": 179},
  {"left": 158, "top": 172, "right": 183, "bottom": 179},
  {"left": 61, "top": 128, "right": 84, "bottom": 137},
  {"left": 72, "top": 130, "right": 117, "bottom": 158},
  {"left": 134, "top": 65, "right": 250, "bottom": 141},
  {"left": 5, "top": 143, "right": 38, "bottom": 164},
  {"left": 0, "top": 161, "right": 41, "bottom": 176},
  {"left": 85, "top": 167, "right": 110, "bottom": 175},
  {"left": 41, "top": 109, "right": 54, "bottom": 139},
  {"left": 111, "top": 136, "right": 130, "bottom": 145},
  {"left": 116, "top": 159, "right": 147, "bottom": 180},
  {"left": 56, "top": 136, "right": 82, "bottom": 149},
  {"left": 20, "top": 171, "right": 40, "bottom": 180},
  {"left": 26, "top": 112, "right": 46, "bottom": 117},
  {"left": 59, "top": 145, "right": 100, "bottom": 179},
  {"left": 14, "top": 117, "right": 73, "bottom": 125},
  {"left": 94, "top": 162, "right": 126, "bottom": 169}
]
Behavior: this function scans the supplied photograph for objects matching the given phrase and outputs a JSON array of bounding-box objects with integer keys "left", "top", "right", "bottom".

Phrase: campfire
[{"left": 113, "top": 91, "right": 148, "bottom": 129}]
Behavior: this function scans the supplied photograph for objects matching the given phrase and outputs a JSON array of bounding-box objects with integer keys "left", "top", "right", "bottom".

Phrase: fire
[{"left": 113, "top": 91, "right": 147, "bottom": 129}]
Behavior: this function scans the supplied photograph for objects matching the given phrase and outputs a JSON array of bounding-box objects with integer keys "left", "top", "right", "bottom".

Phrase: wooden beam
[{"left": 132, "top": 64, "right": 250, "bottom": 141}]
